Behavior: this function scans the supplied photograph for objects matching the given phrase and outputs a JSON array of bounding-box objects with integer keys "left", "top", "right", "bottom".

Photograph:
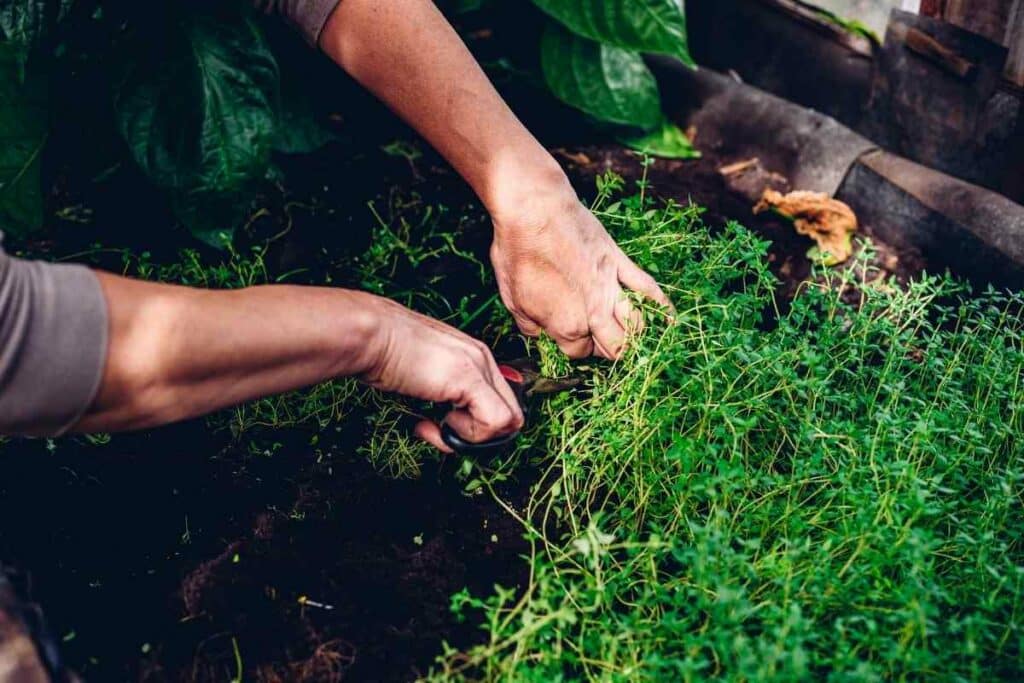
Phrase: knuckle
[
  {"left": 560, "top": 341, "right": 589, "bottom": 360},
  {"left": 477, "top": 413, "right": 500, "bottom": 431},
  {"left": 453, "top": 354, "right": 482, "bottom": 382},
  {"left": 514, "top": 315, "right": 541, "bottom": 336},
  {"left": 555, "top": 319, "right": 590, "bottom": 341},
  {"left": 478, "top": 407, "right": 513, "bottom": 435}
]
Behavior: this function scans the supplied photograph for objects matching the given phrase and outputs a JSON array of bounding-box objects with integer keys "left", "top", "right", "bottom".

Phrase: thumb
[{"left": 414, "top": 420, "right": 454, "bottom": 453}]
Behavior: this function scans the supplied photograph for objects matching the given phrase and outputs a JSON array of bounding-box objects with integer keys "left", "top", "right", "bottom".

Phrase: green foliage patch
[
  {"left": 456, "top": 0, "right": 699, "bottom": 157},
  {"left": 1, "top": 0, "right": 698, "bottom": 245},
  {"left": 114, "top": 9, "right": 280, "bottom": 249},
  {"left": 532, "top": 0, "right": 693, "bottom": 65},
  {"left": 540, "top": 21, "right": 663, "bottom": 130},
  {"left": 0, "top": 0, "right": 334, "bottom": 245},
  {"left": 426, "top": 188, "right": 1024, "bottom": 681},
  {"left": 0, "top": 42, "right": 46, "bottom": 235}
]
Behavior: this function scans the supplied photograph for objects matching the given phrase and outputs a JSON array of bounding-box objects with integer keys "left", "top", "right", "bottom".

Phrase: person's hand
[
  {"left": 489, "top": 181, "right": 672, "bottom": 359},
  {"left": 358, "top": 294, "right": 524, "bottom": 452}
]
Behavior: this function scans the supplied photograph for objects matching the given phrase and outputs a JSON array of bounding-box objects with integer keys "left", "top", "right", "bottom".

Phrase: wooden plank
[
  {"left": 905, "top": 26, "right": 977, "bottom": 76},
  {"left": 943, "top": 0, "right": 1013, "bottom": 43},
  {"left": 1007, "top": 0, "right": 1024, "bottom": 85}
]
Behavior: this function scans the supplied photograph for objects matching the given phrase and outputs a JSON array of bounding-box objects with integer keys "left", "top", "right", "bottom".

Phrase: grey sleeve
[
  {"left": 0, "top": 241, "right": 108, "bottom": 437},
  {"left": 252, "top": 0, "right": 343, "bottom": 46}
]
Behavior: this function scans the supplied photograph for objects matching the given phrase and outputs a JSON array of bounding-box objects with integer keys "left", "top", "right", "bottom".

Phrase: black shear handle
[{"left": 441, "top": 364, "right": 526, "bottom": 454}]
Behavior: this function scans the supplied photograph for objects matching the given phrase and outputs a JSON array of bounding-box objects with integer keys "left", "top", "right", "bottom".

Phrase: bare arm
[
  {"left": 319, "top": 0, "right": 671, "bottom": 359},
  {"left": 77, "top": 274, "right": 375, "bottom": 432},
  {"left": 74, "top": 273, "right": 522, "bottom": 450},
  {"left": 320, "top": 0, "right": 561, "bottom": 221}
]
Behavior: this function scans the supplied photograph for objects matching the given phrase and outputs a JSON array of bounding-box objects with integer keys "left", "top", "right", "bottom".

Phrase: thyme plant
[{"left": 430, "top": 189, "right": 1024, "bottom": 681}]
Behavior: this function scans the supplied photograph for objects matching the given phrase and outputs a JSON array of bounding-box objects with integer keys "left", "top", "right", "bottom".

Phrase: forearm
[
  {"left": 76, "top": 273, "right": 378, "bottom": 432},
  {"left": 320, "top": 0, "right": 571, "bottom": 222}
]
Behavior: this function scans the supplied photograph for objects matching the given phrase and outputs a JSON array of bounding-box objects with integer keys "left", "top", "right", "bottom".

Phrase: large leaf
[
  {"left": 532, "top": 0, "right": 694, "bottom": 66},
  {"left": 618, "top": 119, "right": 700, "bottom": 159},
  {"left": 0, "top": 0, "right": 73, "bottom": 46},
  {"left": 115, "top": 10, "right": 279, "bottom": 247},
  {"left": 540, "top": 21, "right": 662, "bottom": 129},
  {"left": 0, "top": 42, "right": 47, "bottom": 236}
]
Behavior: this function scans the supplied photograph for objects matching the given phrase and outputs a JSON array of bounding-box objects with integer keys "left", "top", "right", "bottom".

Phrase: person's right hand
[{"left": 357, "top": 294, "right": 524, "bottom": 452}]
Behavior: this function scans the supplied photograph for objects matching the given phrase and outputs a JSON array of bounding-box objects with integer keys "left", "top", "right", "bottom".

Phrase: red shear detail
[{"left": 497, "top": 364, "right": 525, "bottom": 384}]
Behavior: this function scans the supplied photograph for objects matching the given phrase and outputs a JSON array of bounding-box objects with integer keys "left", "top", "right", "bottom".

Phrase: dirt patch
[{"left": 0, "top": 426, "right": 529, "bottom": 682}]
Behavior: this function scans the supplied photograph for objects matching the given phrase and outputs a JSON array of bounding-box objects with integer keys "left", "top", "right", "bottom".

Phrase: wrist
[
  {"left": 325, "top": 289, "right": 385, "bottom": 378},
  {"left": 481, "top": 151, "right": 576, "bottom": 233}
]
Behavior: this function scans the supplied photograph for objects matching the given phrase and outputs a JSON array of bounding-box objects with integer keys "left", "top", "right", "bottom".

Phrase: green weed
[
  {"left": 105, "top": 195, "right": 501, "bottom": 479},
  {"left": 428, "top": 192, "right": 1024, "bottom": 681}
]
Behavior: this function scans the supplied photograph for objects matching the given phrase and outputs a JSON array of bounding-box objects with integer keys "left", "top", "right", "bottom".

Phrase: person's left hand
[{"left": 489, "top": 184, "right": 672, "bottom": 360}]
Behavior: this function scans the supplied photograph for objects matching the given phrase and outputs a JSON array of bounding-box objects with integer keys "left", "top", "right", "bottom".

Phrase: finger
[
  {"left": 494, "top": 273, "right": 543, "bottom": 338},
  {"left": 444, "top": 407, "right": 515, "bottom": 444},
  {"left": 556, "top": 334, "right": 594, "bottom": 360},
  {"left": 511, "top": 311, "right": 543, "bottom": 338},
  {"left": 541, "top": 303, "right": 594, "bottom": 359},
  {"left": 485, "top": 362, "right": 526, "bottom": 430},
  {"left": 590, "top": 329, "right": 623, "bottom": 360},
  {"left": 468, "top": 339, "right": 524, "bottom": 428},
  {"left": 445, "top": 378, "right": 519, "bottom": 443},
  {"left": 589, "top": 299, "right": 627, "bottom": 361},
  {"left": 618, "top": 258, "right": 674, "bottom": 312},
  {"left": 414, "top": 420, "right": 453, "bottom": 453},
  {"left": 613, "top": 296, "right": 645, "bottom": 337}
]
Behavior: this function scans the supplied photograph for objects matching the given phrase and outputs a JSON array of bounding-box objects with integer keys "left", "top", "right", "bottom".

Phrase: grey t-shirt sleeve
[
  {"left": 252, "top": 0, "right": 343, "bottom": 46},
  {"left": 0, "top": 236, "right": 109, "bottom": 437}
]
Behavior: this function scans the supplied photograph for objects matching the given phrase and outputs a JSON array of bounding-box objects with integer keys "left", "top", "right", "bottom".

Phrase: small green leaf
[
  {"left": 618, "top": 120, "right": 700, "bottom": 159},
  {"left": 0, "top": 43, "right": 47, "bottom": 236},
  {"left": 532, "top": 0, "right": 694, "bottom": 66},
  {"left": 540, "top": 21, "right": 662, "bottom": 129},
  {"left": 115, "top": 10, "right": 279, "bottom": 247}
]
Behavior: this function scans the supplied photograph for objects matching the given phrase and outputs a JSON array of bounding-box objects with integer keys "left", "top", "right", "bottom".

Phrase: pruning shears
[{"left": 440, "top": 359, "right": 583, "bottom": 455}]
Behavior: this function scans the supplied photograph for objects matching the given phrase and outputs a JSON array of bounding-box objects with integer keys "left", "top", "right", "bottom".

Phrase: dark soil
[{"left": 0, "top": 421, "right": 530, "bottom": 682}]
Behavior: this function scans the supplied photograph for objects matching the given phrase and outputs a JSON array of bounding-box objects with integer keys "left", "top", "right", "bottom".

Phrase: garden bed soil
[
  {"left": 1, "top": 424, "right": 530, "bottom": 682},
  {"left": 4, "top": 117, "right": 926, "bottom": 680}
]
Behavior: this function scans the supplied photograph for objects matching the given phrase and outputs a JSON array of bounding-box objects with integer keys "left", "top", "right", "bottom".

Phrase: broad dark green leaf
[
  {"left": 532, "top": 0, "right": 694, "bottom": 66},
  {"left": 618, "top": 120, "right": 700, "bottom": 159},
  {"left": 0, "top": 0, "right": 73, "bottom": 46},
  {"left": 540, "top": 21, "right": 662, "bottom": 129},
  {"left": 115, "top": 11, "right": 279, "bottom": 247},
  {"left": 0, "top": 43, "right": 47, "bottom": 236}
]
